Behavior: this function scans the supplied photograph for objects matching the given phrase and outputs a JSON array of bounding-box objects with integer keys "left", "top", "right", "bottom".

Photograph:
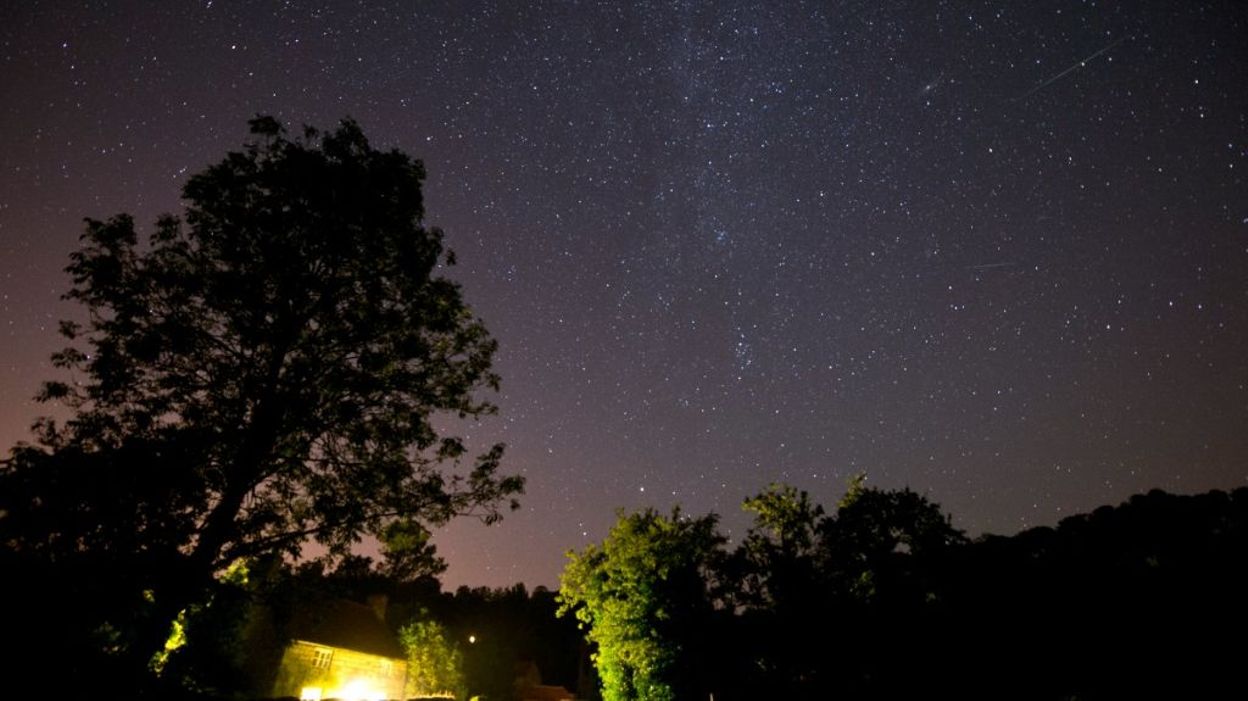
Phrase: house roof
[{"left": 289, "top": 598, "right": 405, "bottom": 660}]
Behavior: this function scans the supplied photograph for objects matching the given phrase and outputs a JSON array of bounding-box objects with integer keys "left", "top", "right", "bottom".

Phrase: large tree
[
  {"left": 399, "top": 614, "right": 467, "bottom": 700},
  {"left": 558, "top": 508, "right": 725, "bottom": 701},
  {"left": 725, "top": 484, "right": 830, "bottom": 698},
  {"left": 734, "top": 482, "right": 825, "bottom": 608},
  {"left": 820, "top": 474, "right": 965, "bottom": 602},
  {"left": 0, "top": 116, "right": 523, "bottom": 677}
]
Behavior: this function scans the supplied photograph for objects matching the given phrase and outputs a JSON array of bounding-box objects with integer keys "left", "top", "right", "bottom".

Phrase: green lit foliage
[
  {"left": 399, "top": 614, "right": 466, "bottom": 700},
  {"left": 153, "top": 563, "right": 247, "bottom": 672},
  {"left": 556, "top": 483, "right": 965, "bottom": 700},
  {"left": 558, "top": 508, "right": 724, "bottom": 701},
  {"left": 0, "top": 115, "right": 523, "bottom": 679},
  {"left": 152, "top": 558, "right": 257, "bottom": 696}
]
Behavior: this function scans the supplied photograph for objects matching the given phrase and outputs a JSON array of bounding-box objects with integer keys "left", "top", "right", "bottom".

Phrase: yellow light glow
[
  {"left": 327, "top": 678, "right": 385, "bottom": 701},
  {"left": 299, "top": 686, "right": 323, "bottom": 701}
]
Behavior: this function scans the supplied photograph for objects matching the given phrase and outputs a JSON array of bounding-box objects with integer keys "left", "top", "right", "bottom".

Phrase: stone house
[{"left": 269, "top": 597, "right": 408, "bottom": 700}]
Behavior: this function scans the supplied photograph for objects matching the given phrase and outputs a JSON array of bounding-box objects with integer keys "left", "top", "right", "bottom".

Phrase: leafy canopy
[
  {"left": 733, "top": 482, "right": 825, "bottom": 608},
  {"left": 559, "top": 479, "right": 965, "bottom": 700},
  {"left": 399, "top": 614, "right": 466, "bottom": 700},
  {"left": 558, "top": 508, "right": 723, "bottom": 701},
  {"left": 0, "top": 115, "right": 523, "bottom": 652}
]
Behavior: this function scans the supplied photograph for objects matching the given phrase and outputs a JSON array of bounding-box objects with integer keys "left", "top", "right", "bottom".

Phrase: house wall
[{"left": 271, "top": 640, "right": 407, "bottom": 700}]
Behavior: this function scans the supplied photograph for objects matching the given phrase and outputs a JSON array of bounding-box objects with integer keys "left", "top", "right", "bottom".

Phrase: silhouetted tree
[
  {"left": 717, "top": 478, "right": 965, "bottom": 699},
  {"left": 725, "top": 484, "right": 831, "bottom": 698},
  {"left": 734, "top": 482, "right": 825, "bottom": 607},
  {"left": 820, "top": 474, "right": 965, "bottom": 601},
  {"left": 0, "top": 115, "right": 523, "bottom": 688},
  {"left": 941, "top": 487, "right": 1248, "bottom": 700},
  {"left": 378, "top": 518, "right": 448, "bottom": 582}
]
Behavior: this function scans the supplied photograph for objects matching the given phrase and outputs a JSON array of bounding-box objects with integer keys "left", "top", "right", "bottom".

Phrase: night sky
[{"left": 2, "top": 1, "right": 1245, "bottom": 589}]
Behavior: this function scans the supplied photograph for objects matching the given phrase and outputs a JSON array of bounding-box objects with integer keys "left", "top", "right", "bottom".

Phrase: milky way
[{"left": 1, "top": 1, "right": 1245, "bottom": 587}]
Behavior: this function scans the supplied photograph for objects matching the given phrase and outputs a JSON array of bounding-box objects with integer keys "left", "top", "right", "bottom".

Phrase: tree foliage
[
  {"left": 557, "top": 508, "right": 724, "bottom": 701},
  {"left": 821, "top": 474, "right": 966, "bottom": 601},
  {"left": 734, "top": 482, "right": 824, "bottom": 607},
  {"left": 562, "top": 478, "right": 966, "bottom": 700},
  {"left": 399, "top": 614, "right": 467, "bottom": 700},
  {"left": 0, "top": 115, "right": 523, "bottom": 679}
]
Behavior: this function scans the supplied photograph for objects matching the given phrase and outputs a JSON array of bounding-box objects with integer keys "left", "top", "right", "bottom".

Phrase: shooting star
[
  {"left": 911, "top": 261, "right": 1019, "bottom": 279},
  {"left": 1015, "top": 35, "right": 1130, "bottom": 101}
]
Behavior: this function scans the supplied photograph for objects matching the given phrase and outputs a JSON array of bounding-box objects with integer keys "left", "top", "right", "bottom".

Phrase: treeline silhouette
[
  {"left": 935, "top": 487, "right": 1248, "bottom": 699},
  {"left": 559, "top": 483, "right": 1248, "bottom": 701},
  {"left": 5, "top": 484, "right": 1246, "bottom": 699}
]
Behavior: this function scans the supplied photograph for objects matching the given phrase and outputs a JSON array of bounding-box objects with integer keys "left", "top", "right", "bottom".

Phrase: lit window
[{"left": 312, "top": 647, "right": 333, "bottom": 669}]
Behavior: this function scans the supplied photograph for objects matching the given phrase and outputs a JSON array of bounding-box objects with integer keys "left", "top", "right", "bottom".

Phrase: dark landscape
[{"left": 1, "top": 2, "right": 1245, "bottom": 700}]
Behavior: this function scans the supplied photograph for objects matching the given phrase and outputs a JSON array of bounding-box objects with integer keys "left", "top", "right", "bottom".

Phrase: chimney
[{"left": 366, "top": 593, "right": 388, "bottom": 623}]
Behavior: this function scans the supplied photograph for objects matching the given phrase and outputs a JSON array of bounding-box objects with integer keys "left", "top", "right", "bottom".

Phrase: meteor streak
[{"left": 1015, "top": 35, "right": 1129, "bottom": 101}]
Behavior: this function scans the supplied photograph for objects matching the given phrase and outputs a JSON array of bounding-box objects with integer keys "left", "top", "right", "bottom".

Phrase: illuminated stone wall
[{"left": 271, "top": 639, "right": 407, "bottom": 700}]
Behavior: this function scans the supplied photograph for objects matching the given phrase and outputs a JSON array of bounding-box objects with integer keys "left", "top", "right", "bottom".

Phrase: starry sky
[{"left": 2, "top": 1, "right": 1245, "bottom": 588}]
